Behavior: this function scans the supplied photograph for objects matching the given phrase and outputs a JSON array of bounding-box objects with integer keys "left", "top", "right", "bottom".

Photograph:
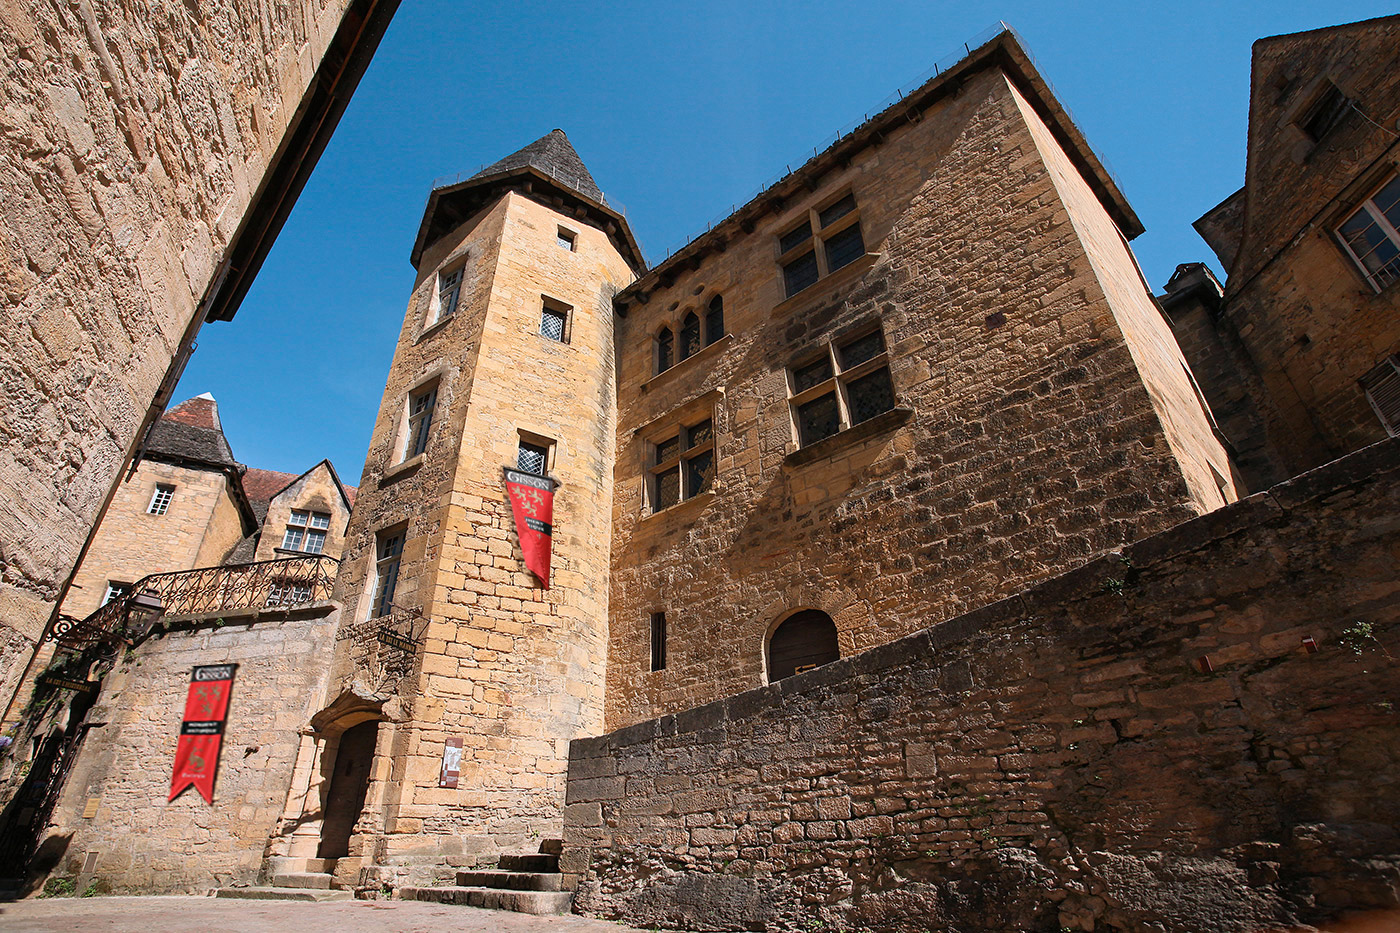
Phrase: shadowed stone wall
[{"left": 564, "top": 439, "right": 1400, "bottom": 933}]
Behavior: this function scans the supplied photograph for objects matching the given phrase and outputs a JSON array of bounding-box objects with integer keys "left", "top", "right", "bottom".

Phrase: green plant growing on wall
[
  {"left": 39, "top": 876, "right": 76, "bottom": 898},
  {"left": 1340, "top": 621, "right": 1393, "bottom": 659}
]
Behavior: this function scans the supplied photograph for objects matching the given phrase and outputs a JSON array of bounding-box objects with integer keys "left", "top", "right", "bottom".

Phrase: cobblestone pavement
[{"left": 0, "top": 895, "right": 649, "bottom": 932}]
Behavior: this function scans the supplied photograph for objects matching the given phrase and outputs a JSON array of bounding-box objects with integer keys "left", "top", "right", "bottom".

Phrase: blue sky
[{"left": 176, "top": 1, "right": 1397, "bottom": 483}]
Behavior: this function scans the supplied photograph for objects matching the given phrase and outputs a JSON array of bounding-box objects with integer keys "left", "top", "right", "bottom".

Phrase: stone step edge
[
  {"left": 398, "top": 885, "right": 573, "bottom": 915},
  {"left": 454, "top": 869, "right": 564, "bottom": 891},
  {"left": 215, "top": 886, "right": 352, "bottom": 902}
]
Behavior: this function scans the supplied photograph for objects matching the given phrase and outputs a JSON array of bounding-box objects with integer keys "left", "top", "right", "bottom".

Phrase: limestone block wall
[
  {"left": 0, "top": 0, "right": 361, "bottom": 711},
  {"left": 328, "top": 189, "right": 635, "bottom": 862},
  {"left": 564, "top": 439, "right": 1400, "bottom": 933},
  {"left": 607, "top": 66, "right": 1224, "bottom": 729},
  {"left": 1217, "top": 19, "right": 1400, "bottom": 476},
  {"left": 254, "top": 464, "right": 353, "bottom": 562},
  {"left": 39, "top": 605, "right": 340, "bottom": 893}
]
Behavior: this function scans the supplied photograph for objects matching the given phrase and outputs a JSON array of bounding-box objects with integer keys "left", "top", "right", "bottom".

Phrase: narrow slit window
[
  {"left": 656, "top": 327, "right": 674, "bottom": 374},
  {"left": 371, "top": 530, "right": 404, "bottom": 618},
  {"left": 705, "top": 295, "right": 724, "bottom": 346},
  {"left": 679, "top": 312, "right": 701, "bottom": 360},
  {"left": 650, "top": 611, "right": 667, "bottom": 671}
]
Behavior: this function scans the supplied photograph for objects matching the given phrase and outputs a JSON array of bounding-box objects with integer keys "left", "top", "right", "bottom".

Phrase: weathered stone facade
[
  {"left": 38, "top": 604, "right": 340, "bottom": 894},
  {"left": 606, "top": 38, "right": 1235, "bottom": 729},
  {"left": 0, "top": 0, "right": 395, "bottom": 721},
  {"left": 1184, "top": 15, "right": 1400, "bottom": 485},
  {"left": 563, "top": 438, "right": 1400, "bottom": 933}
]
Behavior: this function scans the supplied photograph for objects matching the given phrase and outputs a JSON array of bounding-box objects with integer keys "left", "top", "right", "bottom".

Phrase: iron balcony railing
[{"left": 49, "top": 554, "right": 340, "bottom": 650}]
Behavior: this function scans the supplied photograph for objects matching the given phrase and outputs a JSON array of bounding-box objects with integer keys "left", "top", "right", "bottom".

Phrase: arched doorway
[
  {"left": 317, "top": 720, "right": 378, "bottom": 859},
  {"left": 767, "top": 609, "right": 839, "bottom": 681}
]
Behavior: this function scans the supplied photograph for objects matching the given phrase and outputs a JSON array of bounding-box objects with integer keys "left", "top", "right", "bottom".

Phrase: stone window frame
[
  {"left": 556, "top": 225, "right": 578, "bottom": 252},
  {"left": 402, "top": 380, "right": 439, "bottom": 462},
  {"left": 147, "top": 483, "right": 175, "bottom": 515},
  {"left": 516, "top": 429, "right": 556, "bottom": 478},
  {"left": 786, "top": 322, "right": 896, "bottom": 449},
  {"left": 103, "top": 581, "right": 130, "bottom": 606},
  {"left": 640, "top": 393, "right": 720, "bottom": 515},
  {"left": 430, "top": 259, "right": 466, "bottom": 327},
  {"left": 540, "top": 295, "right": 572, "bottom": 344},
  {"left": 369, "top": 525, "right": 406, "bottom": 619},
  {"left": 1335, "top": 172, "right": 1400, "bottom": 293},
  {"left": 1361, "top": 354, "right": 1400, "bottom": 436},
  {"left": 649, "top": 610, "right": 667, "bottom": 672},
  {"left": 282, "top": 509, "right": 332, "bottom": 554},
  {"left": 777, "top": 190, "right": 866, "bottom": 299},
  {"left": 652, "top": 291, "right": 729, "bottom": 377}
]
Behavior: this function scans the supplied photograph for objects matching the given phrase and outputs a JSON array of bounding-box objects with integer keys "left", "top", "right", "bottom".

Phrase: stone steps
[
  {"left": 270, "top": 872, "right": 333, "bottom": 889},
  {"left": 398, "top": 885, "right": 572, "bottom": 915},
  {"left": 497, "top": 853, "right": 559, "bottom": 873},
  {"left": 215, "top": 886, "right": 352, "bottom": 902},
  {"left": 455, "top": 869, "right": 563, "bottom": 891}
]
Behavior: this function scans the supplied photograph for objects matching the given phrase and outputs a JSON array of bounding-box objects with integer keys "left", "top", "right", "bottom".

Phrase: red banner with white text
[
  {"left": 504, "top": 467, "right": 558, "bottom": 589},
  {"left": 169, "top": 663, "right": 236, "bottom": 804}
]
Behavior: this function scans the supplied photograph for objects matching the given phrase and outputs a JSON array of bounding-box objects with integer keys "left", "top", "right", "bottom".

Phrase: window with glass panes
[
  {"left": 104, "top": 581, "right": 130, "bottom": 605},
  {"left": 679, "top": 312, "right": 700, "bottom": 360},
  {"left": 655, "top": 326, "right": 674, "bottom": 374},
  {"left": 282, "top": 509, "right": 331, "bottom": 553},
  {"left": 540, "top": 298, "right": 570, "bottom": 343},
  {"left": 435, "top": 265, "right": 463, "bottom": 323},
  {"left": 517, "top": 439, "right": 551, "bottom": 476},
  {"left": 705, "top": 295, "right": 725, "bottom": 346},
  {"left": 370, "top": 530, "right": 403, "bottom": 618},
  {"left": 1361, "top": 355, "right": 1400, "bottom": 435},
  {"left": 147, "top": 483, "right": 175, "bottom": 515},
  {"left": 648, "top": 417, "right": 715, "bottom": 511},
  {"left": 1337, "top": 175, "right": 1400, "bottom": 291},
  {"left": 778, "top": 192, "right": 866, "bottom": 298},
  {"left": 788, "top": 326, "right": 895, "bottom": 447},
  {"left": 404, "top": 385, "right": 437, "bottom": 459}
]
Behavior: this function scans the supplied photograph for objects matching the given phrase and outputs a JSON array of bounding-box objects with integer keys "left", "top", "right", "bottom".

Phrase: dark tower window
[
  {"left": 540, "top": 298, "right": 570, "bottom": 343},
  {"left": 767, "top": 609, "right": 839, "bottom": 681},
  {"left": 656, "top": 327, "right": 674, "bottom": 374},
  {"left": 679, "top": 312, "right": 701, "bottom": 361},
  {"left": 650, "top": 611, "right": 667, "bottom": 671},
  {"left": 705, "top": 295, "right": 724, "bottom": 346},
  {"left": 517, "top": 439, "right": 550, "bottom": 476}
]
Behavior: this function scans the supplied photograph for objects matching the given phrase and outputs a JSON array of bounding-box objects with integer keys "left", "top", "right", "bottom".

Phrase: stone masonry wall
[
  {"left": 606, "top": 66, "right": 1223, "bottom": 730},
  {"left": 40, "top": 604, "right": 340, "bottom": 893},
  {"left": 0, "top": 0, "right": 358, "bottom": 712},
  {"left": 564, "top": 438, "right": 1400, "bottom": 933},
  {"left": 1219, "top": 20, "right": 1400, "bottom": 476}
]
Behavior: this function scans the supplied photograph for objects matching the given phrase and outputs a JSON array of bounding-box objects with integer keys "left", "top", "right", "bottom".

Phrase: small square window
[
  {"left": 1299, "top": 82, "right": 1349, "bottom": 142},
  {"left": 283, "top": 509, "right": 332, "bottom": 553},
  {"left": 147, "top": 484, "right": 175, "bottom": 515},
  {"left": 540, "top": 299, "right": 570, "bottom": 343},
  {"left": 517, "top": 440, "right": 551, "bottom": 476},
  {"left": 557, "top": 227, "right": 577, "bottom": 251}
]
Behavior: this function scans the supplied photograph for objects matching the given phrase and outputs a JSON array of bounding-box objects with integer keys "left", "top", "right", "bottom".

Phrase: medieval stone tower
[{"left": 278, "top": 131, "right": 643, "bottom": 878}]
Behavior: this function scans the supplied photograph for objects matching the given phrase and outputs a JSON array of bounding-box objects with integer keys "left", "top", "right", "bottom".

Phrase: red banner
[
  {"left": 169, "top": 663, "right": 236, "bottom": 804},
  {"left": 504, "top": 467, "right": 558, "bottom": 589}
]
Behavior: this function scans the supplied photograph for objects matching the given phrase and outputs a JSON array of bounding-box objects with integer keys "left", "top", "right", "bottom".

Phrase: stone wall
[
  {"left": 606, "top": 62, "right": 1231, "bottom": 730},
  {"left": 0, "top": 0, "right": 369, "bottom": 713},
  {"left": 38, "top": 604, "right": 340, "bottom": 893},
  {"left": 564, "top": 439, "right": 1400, "bottom": 933}
]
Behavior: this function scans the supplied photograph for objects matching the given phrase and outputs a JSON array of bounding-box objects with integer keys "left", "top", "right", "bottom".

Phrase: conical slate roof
[{"left": 471, "top": 129, "right": 603, "bottom": 203}]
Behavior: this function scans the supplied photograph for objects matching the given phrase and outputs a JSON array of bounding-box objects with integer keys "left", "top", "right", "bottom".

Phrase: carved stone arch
[
  {"left": 765, "top": 606, "right": 840, "bottom": 683},
  {"left": 309, "top": 686, "right": 398, "bottom": 737}
]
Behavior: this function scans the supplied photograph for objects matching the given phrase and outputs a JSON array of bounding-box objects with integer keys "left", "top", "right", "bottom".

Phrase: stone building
[
  {"left": 1163, "top": 14, "right": 1400, "bottom": 488},
  {"left": 0, "top": 0, "right": 398, "bottom": 721},
  {"left": 5, "top": 17, "right": 1399, "bottom": 933}
]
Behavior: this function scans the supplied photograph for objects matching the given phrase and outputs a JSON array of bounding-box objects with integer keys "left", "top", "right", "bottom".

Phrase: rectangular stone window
[
  {"left": 370, "top": 529, "right": 404, "bottom": 618},
  {"left": 1299, "top": 81, "right": 1349, "bottom": 142},
  {"left": 147, "top": 483, "right": 174, "bottom": 515},
  {"left": 435, "top": 264, "right": 463, "bottom": 323},
  {"left": 405, "top": 385, "right": 437, "bottom": 459},
  {"left": 557, "top": 226, "right": 577, "bottom": 251},
  {"left": 517, "top": 436, "right": 552, "bottom": 476},
  {"left": 283, "top": 509, "right": 332, "bottom": 553},
  {"left": 778, "top": 191, "right": 867, "bottom": 298},
  {"left": 648, "top": 415, "right": 716, "bottom": 512},
  {"left": 1337, "top": 175, "right": 1400, "bottom": 291},
  {"left": 788, "top": 325, "right": 895, "bottom": 448},
  {"left": 650, "top": 611, "right": 667, "bottom": 672},
  {"left": 540, "top": 297, "right": 571, "bottom": 343},
  {"left": 1362, "top": 355, "right": 1400, "bottom": 435}
]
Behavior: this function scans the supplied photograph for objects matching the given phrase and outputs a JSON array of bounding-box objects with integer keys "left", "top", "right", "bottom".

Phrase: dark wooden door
[
  {"left": 318, "top": 721, "right": 377, "bottom": 859},
  {"left": 768, "top": 609, "right": 839, "bottom": 681}
]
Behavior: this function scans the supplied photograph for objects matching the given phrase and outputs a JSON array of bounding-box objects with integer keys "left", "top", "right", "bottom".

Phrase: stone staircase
[
  {"left": 397, "top": 840, "right": 572, "bottom": 915},
  {"left": 215, "top": 856, "right": 351, "bottom": 901}
]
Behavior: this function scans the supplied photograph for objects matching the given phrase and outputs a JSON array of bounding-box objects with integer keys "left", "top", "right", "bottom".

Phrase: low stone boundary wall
[{"left": 563, "top": 439, "right": 1400, "bottom": 932}]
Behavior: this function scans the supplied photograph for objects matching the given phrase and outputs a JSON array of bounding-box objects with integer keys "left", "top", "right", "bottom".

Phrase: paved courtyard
[{"left": 0, "top": 895, "right": 649, "bottom": 932}]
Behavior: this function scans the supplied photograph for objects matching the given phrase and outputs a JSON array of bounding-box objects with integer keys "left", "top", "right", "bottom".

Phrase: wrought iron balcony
[{"left": 49, "top": 554, "right": 340, "bottom": 651}]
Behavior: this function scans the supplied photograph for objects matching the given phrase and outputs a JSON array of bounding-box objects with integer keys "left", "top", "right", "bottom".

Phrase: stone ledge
[{"left": 783, "top": 408, "right": 914, "bottom": 469}]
